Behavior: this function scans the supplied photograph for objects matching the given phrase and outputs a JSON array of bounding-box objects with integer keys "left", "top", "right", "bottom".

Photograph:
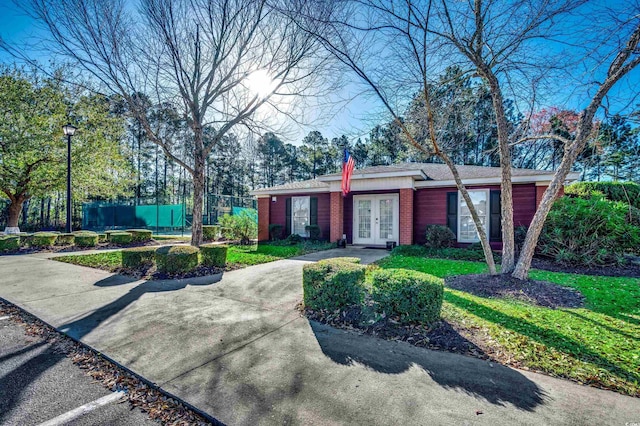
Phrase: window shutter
[
  {"left": 446, "top": 192, "right": 458, "bottom": 236},
  {"left": 285, "top": 198, "right": 292, "bottom": 236},
  {"left": 490, "top": 190, "right": 502, "bottom": 242},
  {"left": 310, "top": 197, "right": 318, "bottom": 225}
]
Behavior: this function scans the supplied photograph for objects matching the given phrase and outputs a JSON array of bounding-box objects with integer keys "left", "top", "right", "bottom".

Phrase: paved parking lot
[{"left": 0, "top": 316, "right": 154, "bottom": 426}]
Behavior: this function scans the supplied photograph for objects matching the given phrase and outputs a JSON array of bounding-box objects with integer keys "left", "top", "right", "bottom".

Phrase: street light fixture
[{"left": 62, "top": 123, "right": 77, "bottom": 233}]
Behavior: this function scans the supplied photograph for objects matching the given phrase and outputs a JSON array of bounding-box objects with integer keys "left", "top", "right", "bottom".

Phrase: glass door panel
[{"left": 357, "top": 200, "right": 372, "bottom": 239}]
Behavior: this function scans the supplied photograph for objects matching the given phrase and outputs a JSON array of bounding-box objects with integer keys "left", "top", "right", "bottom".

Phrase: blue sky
[{"left": 1, "top": 0, "right": 638, "bottom": 144}]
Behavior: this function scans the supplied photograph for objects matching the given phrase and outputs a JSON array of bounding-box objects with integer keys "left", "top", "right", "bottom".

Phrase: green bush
[
  {"left": 56, "top": 233, "right": 75, "bottom": 246},
  {"left": 98, "top": 233, "right": 107, "bottom": 243},
  {"left": 218, "top": 211, "right": 257, "bottom": 244},
  {"left": 538, "top": 196, "right": 640, "bottom": 266},
  {"left": 19, "top": 234, "right": 33, "bottom": 247},
  {"left": 30, "top": 232, "right": 58, "bottom": 248},
  {"left": 392, "top": 245, "right": 428, "bottom": 257},
  {"left": 424, "top": 225, "right": 456, "bottom": 248},
  {"left": 75, "top": 233, "right": 99, "bottom": 247},
  {"left": 305, "top": 224, "right": 322, "bottom": 241},
  {"left": 0, "top": 236, "right": 20, "bottom": 251},
  {"left": 122, "top": 246, "right": 157, "bottom": 268},
  {"left": 126, "top": 229, "right": 153, "bottom": 243},
  {"left": 303, "top": 259, "right": 366, "bottom": 311},
  {"left": 285, "top": 233, "right": 303, "bottom": 244},
  {"left": 200, "top": 244, "right": 228, "bottom": 267},
  {"left": 269, "top": 224, "right": 283, "bottom": 241},
  {"left": 202, "top": 225, "right": 220, "bottom": 242},
  {"left": 155, "top": 245, "right": 200, "bottom": 274},
  {"left": 565, "top": 181, "right": 640, "bottom": 209},
  {"left": 370, "top": 268, "right": 443, "bottom": 325},
  {"left": 514, "top": 225, "right": 528, "bottom": 253},
  {"left": 109, "top": 232, "right": 133, "bottom": 245}
]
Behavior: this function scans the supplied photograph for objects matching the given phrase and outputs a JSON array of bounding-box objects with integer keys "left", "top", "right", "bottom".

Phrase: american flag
[{"left": 342, "top": 149, "right": 356, "bottom": 197}]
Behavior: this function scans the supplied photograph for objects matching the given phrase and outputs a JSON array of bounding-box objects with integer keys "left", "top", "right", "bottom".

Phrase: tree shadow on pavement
[
  {"left": 310, "top": 321, "right": 546, "bottom": 412},
  {"left": 58, "top": 273, "right": 223, "bottom": 341}
]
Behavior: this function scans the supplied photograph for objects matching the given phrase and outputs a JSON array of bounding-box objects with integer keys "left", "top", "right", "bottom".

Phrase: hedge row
[
  {"left": 565, "top": 181, "right": 640, "bottom": 209},
  {"left": 118, "top": 244, "right": 229, "bottom": 273},
  {"left": 303, "top": 258, "right": 443, "bottom": 325},
  {"left": 0, "top": 229, "right": 156, "bottom": 251}
]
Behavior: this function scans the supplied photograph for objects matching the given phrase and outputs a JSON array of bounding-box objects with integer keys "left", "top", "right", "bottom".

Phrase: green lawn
[
  {"left": 55, "top": 241, "right": 335, "bottom": 272},
  {"left": 377, "top": 255, "right": 640, "bottom": 396}
]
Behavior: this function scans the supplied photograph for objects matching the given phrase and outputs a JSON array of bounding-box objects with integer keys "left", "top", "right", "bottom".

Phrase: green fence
[{"left": 82, "top": 203, "right": 185, "bottom": 230}]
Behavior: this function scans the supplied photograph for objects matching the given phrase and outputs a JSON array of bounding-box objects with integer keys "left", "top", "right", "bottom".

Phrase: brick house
[{"left": 252, "top": 163, "right": 579, "bottom": 248}]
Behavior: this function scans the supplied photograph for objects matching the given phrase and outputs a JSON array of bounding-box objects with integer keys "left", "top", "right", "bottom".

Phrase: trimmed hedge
[
  {"left": 424, "top": 224, "right": 455, "bottom": 248},
  {"left": 155, "top": 245, "right": 200, "bottom": 274},
  {"left": 303, "top": 259, "right": 366, "bottom": 311},
  {"left": 370, "top": 268, "right": 443, "bottom": 325},
  {"left": 98, "top": 233, "right": 107, "bottom": 243},
  {"left": 75, "top": 233, "right": 99, "bottom": 247},
  {"left": 19, "top": 234, "right": 33, "bottom": 247},
  {"left": 318, "top": 257, "right": 361, "bottom": 264},
  {"left": 0, "top": 236, "right": 20, "bottom": 251},
  {"left": 126, "top": 229, "right": 153, "bottom": 243},
  {"left": 109, "top": 232, "right": 133, "bottom": 245},
  {"left": 122, "top": 246, "right": 157, "bottom": 268},
  {"left": 200, "top": 244, "right": 228, "bottom": 267},
  {"left": 202, "top": 225, "right": 220, "bottom": 242},
  {"left": 56, "top": 233, "right": 75, "bottom": 246},
  {"left": 30, "top": 232, "right": 58, "bottom": 248}
]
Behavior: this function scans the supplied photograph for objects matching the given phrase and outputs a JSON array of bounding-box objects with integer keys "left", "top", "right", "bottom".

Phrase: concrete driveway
[{"left": 0, "top": 248, "right": 638, "bottom": 425}]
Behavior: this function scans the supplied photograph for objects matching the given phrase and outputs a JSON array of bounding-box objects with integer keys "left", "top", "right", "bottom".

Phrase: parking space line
[{"left": 37, "top": 391, "right": 125, "bottom": 426}]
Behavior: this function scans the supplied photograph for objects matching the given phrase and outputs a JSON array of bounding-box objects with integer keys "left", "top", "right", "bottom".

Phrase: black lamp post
[{"left": 62, "top": 123, "right": 77, "bottom": 233}]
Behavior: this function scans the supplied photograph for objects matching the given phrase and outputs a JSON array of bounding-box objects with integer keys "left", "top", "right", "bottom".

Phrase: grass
[
  {"left": 54, "top": 241, "right": 336, "bottom": 272},
  {"left": 377, "top": 255, "right": 640, "bottom": 396},
  {"left": 56, "top": 251, "right": 122, "bottom": 271}
]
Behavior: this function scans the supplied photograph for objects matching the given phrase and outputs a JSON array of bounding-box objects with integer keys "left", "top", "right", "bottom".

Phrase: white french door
[{"left": 353, "top": 194, "right": 399, "bottom": 245}]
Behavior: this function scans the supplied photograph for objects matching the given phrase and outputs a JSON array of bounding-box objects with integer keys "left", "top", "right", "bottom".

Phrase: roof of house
[{"left": 252, "top": 162, "right": 579, "bottom": 195}]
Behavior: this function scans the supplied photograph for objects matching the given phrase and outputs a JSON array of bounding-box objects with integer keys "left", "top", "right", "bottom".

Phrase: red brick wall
[
  {"left": 413, "top": 183, "right": 537, "bottom": 247},
  {"left": 536, "top": 185, "right": 564, "bottom": 208},
  {"left": 330, "top": 192, "right": 344, "bottom": 242},
  {"left": 269, "top": 193, "right": 331, "bottom": 240},
  {"left": 258, "top": 197, "right": 270, "bottom": 241},
  {"left": 399, "top": 188, "right": 414, "bottom": 245}
]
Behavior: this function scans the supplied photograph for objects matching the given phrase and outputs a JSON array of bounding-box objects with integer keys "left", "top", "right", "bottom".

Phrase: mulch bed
[
  {"left": 301, "top": 302, "right": 488, "bottom": 360},
  {"left": 445, "top": 274, "right": 585, "bottom": 309},
  {"left": 531, "top": 257, "right": 640, "bottom": 278},
  {"left": 0, "top": 299, "right": 214, "bottom": 425}
]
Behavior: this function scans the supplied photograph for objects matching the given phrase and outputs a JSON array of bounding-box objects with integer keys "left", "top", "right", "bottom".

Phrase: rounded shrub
[
  {"left": 305, "top": 224, "right": 322, "bottom": 241},
  {"left": 538, "top": 196, "right": 640, "bottom": 266},
  {"left": 56, "top": 233, "right": 75, "bottom": 246},
  {"left": 269, "top": 224, "right": 283, "bottom": 241},
  {"left": 200, "top": 244, "right": 228, "bottom": 267},
  {"left": 0, "top": 236, "right": 20, "bottom": 251},
  {"left": 97, "top": 233, "right": 107, "bottom": 243},
  {"left": 75, "top": 233, "right": 99, "bottom": 247},
  {"left": 155, "top": 245, "right": 200, "bottom": 274},
  {"left": 109, "top": 232, "right": 133, "bottom": 245},
  {"left": 303, "top": 259, "right": 366, "bottom": 311},
  {"left": 126, "top": 229, "right": 153, "bottom": 243},
  {"left": 30, "top": 232, "right": 58, "bottom": 248},
  {"left": 19, "top": 234, "right": 33, "bottom": 247},
  {"left": 122, "top": 246, "right": 157, "bottom": 268},
  {"left": 202, "top": 225, "right": 220, "bottom": 242},
  {"left": 371, "top": 268, "right": 443, "bottom": 325},
  {"left": 424, "top": 225, "right": 455, "bottom": 248}
]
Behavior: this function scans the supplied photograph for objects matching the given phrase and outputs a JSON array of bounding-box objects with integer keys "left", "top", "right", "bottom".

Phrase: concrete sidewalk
[{"left": 0, "top": 248, "right": 638, "bottom": 425}]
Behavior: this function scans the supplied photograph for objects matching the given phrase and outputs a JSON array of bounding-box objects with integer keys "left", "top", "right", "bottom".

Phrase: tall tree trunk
[
  {"left": 6, "top": 196, "right": 26, "bottom": 228},
  {"left": 484, "top": 72, "right": 515, "bottom": 273},
  {"left": 191, "top": 129, "right": 206, "bottom": 247}
]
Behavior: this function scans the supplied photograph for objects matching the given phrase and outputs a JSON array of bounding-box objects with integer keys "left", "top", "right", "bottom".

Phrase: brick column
[
  {"left": 330, "top": 192, "right": 344, "bottom": 243},
  {"left": 258, "top": 197, "right": 270, "bottom": 242},
  {"left": 399, "top": 188, "right": 414, "bottom": 245}
]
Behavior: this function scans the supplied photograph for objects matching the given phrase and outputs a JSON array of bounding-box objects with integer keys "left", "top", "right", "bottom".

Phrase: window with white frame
[
  {"left": 292, "top": 196, "right": 310, "bottom": 236},
  {"left": 458, "top": 190, "right": 489, "bottom": 243}
]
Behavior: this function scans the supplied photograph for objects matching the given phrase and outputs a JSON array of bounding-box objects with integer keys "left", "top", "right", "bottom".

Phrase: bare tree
[
  {"left": 294, "top": 0, "right": 499, "bottom": 273},
  {"left": 11, "top": 0, "right": 333, "bottom": 245}
]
